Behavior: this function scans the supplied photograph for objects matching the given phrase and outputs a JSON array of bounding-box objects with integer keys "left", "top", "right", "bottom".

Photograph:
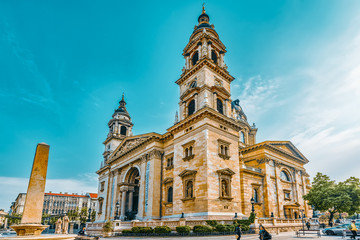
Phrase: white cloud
[
  {"left": 231, "top": 17, "right": 360, "bottom": 182},
  {"left": 0, "top": 174, "right": 98, "bottom": 211}
]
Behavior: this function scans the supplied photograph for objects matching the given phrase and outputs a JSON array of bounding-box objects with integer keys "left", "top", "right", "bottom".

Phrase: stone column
[
  {"left": 274, "top": 161, "right": 282, "bottom": 218},
  {"left": 128, "top": 187, "right": 135, "bottom": 212},
  {"left": 262, "top": 159, "right": 272, "bottom": 217},
  {"left": 120, "top": 186, "right": 128, "bottom": 220},
  {"left": 213, "top": 92, "right": 217, "bottom": 110},
  {"left": 185, "top": 55, "right": 190, "bottom": 69},
  {"left": 207, "top": 43, "right": 212, "bottom": 58},
  {"left": 194, "top": 93, "right": 198, "bottom": 112},
  {"left": 224, "top": 99, "right": 228, "bottom": 116},
  {"left": 182, "top": 101, "right": 186, "bottom": 119},
  {"left": 219, "top": 53, "right": 224, "bottom": 67},
  {"left": 11, "top": 143, "right": 50, "bottom": 236},
  {"left": 198, "top": 44, "right": 202, "bottom": 58},
  {"left": 137, "top": 156, "right": 147, "bottom": 220},
  {"left": 69, "top": 222, "right": 74, "bottom": 234}
]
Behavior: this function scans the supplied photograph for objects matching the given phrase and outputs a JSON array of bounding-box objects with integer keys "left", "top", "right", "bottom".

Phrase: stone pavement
[{"left": 101, "top": 232, "right": 347, "bottom": 240}]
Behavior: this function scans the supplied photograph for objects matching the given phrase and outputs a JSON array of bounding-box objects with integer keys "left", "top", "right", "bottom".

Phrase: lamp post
[
  {"left": 250, "top": 197, "right": 255, "bottom": 214},
  {"left": 312, "top": 205, "right": 316, "bottom": 218},
  {"left": 115, "top": 201, "right": 120, "bottom": 220},
  {"left": 87, "top": 208, "right": 92, "bottom": 222},
  {"left": 300, "top": 209, "right": 305, "bottom": 235}
]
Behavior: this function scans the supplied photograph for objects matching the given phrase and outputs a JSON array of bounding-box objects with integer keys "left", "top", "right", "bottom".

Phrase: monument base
[
  {"left": 10, "top": 224, "right": 49, "bottom": 236},
  {"left": 1, "top": 234, "right": 76, "bottom": 240}
]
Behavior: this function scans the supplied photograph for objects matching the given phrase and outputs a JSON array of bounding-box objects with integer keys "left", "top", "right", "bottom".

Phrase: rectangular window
[{"left": 100, "top": 181, "right": 105, "bottom": 192}]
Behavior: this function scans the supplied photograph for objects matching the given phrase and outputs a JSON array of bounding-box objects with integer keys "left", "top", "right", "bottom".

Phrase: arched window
[
  {"left": 185, "top": 148, "right": 189, "bottom": 157},
  {"left": 224, "top": 146, "right": 228, "bottom": 156},
  {"left": 120, "top": 126, "right": 127, "bottom": 135},
  {"left": 167, "top": 187, "right": 173, "bottom": 203},
  {"left": 240, "top": 132, "right": 245, "bottom": 143},
  {"left": 280, "top": 171, "right": 291, "bottom": 182},
  {"left": 190, "top": 80, "right": 197, "bottom": 88},
  {"left": 192, "top": 51, "right": 199, "bottom": 66},
  {"left": 189, "top": 146, "right": 193, "bottom": 156},
  {"left": 253, "top": 188, "right": 259, "bottom": 203},
  {"left": 211, "top": 50, "right": 218, "bottom": 64},
  {"left": 217, "top": 98, "right": 223, "bottom": 114},
  {"left": 188, "top": 99, "right": 195, "bottom": 116},
  {"left": 220, "top": 145, "right": 224, "bottom": 155},
  {"left": 186, "top": 181, "right": 193, "bottom": 198}
]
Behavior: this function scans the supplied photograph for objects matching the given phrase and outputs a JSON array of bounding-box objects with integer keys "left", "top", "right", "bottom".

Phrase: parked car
[
  {"left": 0, "top": 231, "right": 16, "bottom": 238},
  {"left": 322, "top": 223, "right": 360, "bottom": 235}
]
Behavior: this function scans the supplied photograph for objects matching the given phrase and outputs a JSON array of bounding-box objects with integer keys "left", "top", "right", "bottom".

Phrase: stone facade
[
  {"left": 11, "top": 192, "right": 97, "bottom": 216},
  {"left": 95, "top": 7, "right": 311, "bottom": 223}
]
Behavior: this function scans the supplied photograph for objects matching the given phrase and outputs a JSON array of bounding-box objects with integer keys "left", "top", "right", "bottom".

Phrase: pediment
[
  {"left": 111, "top": 135, "right": 151, "bottom": 159},
  {"left": 179, "top": 169, "right": 197, "bottom": 178},
  {"left": 267, "top": 141, "right": 308, "bottom": 163},
  {"left": 217, "top": 168, "right": 236, "bottom": 176}
]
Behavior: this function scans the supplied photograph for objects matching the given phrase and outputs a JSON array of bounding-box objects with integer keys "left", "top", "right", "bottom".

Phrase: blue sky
[{"left": 1, "top": 0, "right": 360, "bottom": 210}]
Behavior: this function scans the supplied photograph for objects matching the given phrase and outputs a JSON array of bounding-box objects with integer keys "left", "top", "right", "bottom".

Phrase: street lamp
[
  {"left": 250, "top": 197, "right": 255, "bottom": 214},
  {"left": 115, "top": 201, "right": 120, "bottom": 220},
  {"left": 312, "top": 205, "right": 316, "bottom": 218},
  {"left": 87, "top": 208, "right": 92, "bottom": 222},
  {"left": 300, "top": 209, "right": 305, "bottom": 235}
]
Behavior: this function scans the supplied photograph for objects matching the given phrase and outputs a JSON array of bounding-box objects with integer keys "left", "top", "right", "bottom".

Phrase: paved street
[{"left": 102, "top": 232, "right": 351, "bottom": 240}]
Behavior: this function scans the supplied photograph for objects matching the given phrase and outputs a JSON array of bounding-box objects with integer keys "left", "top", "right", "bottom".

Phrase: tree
[
  {"left": 7, "top": 213, "right": 21, "bottom": 225},
  {"left": 79, "top": 207, "right": 88, "bottom": 224},
  {"left": 304, "top": 173, "right": 360, "bottom": 225},
  {"left": 91, "top": 210, "right": 96, "bottom": 222}
]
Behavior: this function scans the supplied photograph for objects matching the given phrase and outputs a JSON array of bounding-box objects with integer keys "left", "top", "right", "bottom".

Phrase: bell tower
[
  {"left": 103, "top": 93, "right": 133, "bottom": 160},
  {"left": 176, "top": 5, "right": 235, "bottom": 122}
]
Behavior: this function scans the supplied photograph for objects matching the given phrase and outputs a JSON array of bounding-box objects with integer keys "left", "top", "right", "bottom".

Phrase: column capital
[{"left": 120, "top": 186, "right": 128, "bottom": 192}]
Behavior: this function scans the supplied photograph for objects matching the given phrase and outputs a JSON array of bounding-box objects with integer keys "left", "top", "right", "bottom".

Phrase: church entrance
[{"left": 124, "top": 167, "right": 140, "bottom": 221}]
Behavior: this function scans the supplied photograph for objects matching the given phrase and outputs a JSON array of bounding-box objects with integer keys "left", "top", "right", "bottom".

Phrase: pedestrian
[
  {"left": 259, "top": 225, "right": 272, "bottom": 240},
  {"left": 350, "top": 220, "right": 357, "bottom": 239},
  {"left": 78, "top": 227, "right": 86, "bottom": 236},
  {"left": 329, "top": 221, "right": 333, "bottom": 227},
  {"left": 235, "top": 224, "right": 242, "bottom": 240},
  {"left": 306, "top": 221, "right": 311, "bottom": 230}
]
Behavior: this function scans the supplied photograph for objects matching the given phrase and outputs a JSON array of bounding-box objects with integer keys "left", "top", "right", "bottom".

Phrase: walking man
[
  {"left": 235, "top": 224, "right": 241, "bottom": 240},
  {"left": 350, "top": 220, "right": 357, "bottom": 239}
]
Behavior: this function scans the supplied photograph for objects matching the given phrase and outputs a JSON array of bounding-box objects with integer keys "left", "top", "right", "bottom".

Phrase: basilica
[{"left": 95, "top": 7, "right": 311, "bottom": 222}]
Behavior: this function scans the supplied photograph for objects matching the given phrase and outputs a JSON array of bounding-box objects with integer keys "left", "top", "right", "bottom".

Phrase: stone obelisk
[{"left": 11, "top": 143, "right": 50, "bottom": 236}]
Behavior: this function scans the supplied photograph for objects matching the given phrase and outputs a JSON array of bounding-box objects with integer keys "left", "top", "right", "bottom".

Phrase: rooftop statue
[{"left": 231, "top": 99, "right": 247, "bottom": 122}]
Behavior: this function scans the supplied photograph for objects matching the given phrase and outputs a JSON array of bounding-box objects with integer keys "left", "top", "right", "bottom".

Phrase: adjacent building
[
  {"left": 10, "top": 192, "right": 98, "bottom": 215},
  {"left": 95, "top": 7, "right": 312, "bottom": 222}
]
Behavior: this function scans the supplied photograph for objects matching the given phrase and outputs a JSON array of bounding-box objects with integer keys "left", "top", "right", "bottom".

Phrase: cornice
[
  {"left": 176, "top": 58, "right": 234, "bottom": 86},
  {"left": 167, "top": 107, "right": 245, "bottom": 134}
]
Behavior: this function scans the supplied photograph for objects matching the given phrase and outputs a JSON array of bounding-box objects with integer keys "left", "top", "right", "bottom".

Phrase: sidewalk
[{"left": 102, "top": 231, "right": 340, "bottom": 240}]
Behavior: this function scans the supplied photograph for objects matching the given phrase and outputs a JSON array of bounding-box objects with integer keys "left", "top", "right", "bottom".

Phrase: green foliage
[
  {"left": 154, "top": 226, "right": 171, "bottom": 234},
  {"left": 91, "top": 210, "right": 96, "bottom": 222},
  {"left": 193, "top": 225, "right": 213, "bottom": 233},
  {"left": 131, "top": 227, "right": 154, "bottom": 233},
  {"left": 176, "top": 226, "right": 191, "bottom": 234},
  {"left": 205, "top": 220, "right": 218, "bottom": 227},
  {"left": 214, "top": 224, "right": 235, "bottom": 232},
  {"left": 304, "top": 173, "right": 360, "bottom": 223},
  {"left": 248, "top": 212, "right": 256, "bottom": 223},
  {"left": 67, "top": 209, "right": 79, "bottom": 221},
  {"left": 7, "top": 213, "right": 21, "bottom": 225},
  {"left": 122, "top": 229, "right": 132, "bottom": 233},
  {"left": 103, "top": 220, "right": 113, "bottom": 232},
  {"left": 239, "top": 224, "right": 250, "bottom": 231},
  {"left": 79, "top": 207, "right": 89, "bottom": 224}
]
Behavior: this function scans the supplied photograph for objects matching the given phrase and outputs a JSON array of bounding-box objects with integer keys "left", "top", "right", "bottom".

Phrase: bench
[{"left": 296, "top": 229, "right": 321, "bottom": 238}]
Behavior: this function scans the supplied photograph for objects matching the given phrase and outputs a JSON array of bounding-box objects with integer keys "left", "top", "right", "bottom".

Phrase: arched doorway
[{"left": 124, "top": 167, "right": 140, "bottom": 220}]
